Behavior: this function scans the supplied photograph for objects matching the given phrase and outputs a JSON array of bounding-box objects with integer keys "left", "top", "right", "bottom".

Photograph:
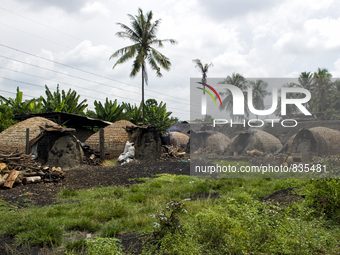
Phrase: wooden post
[
  {"left": 26, "top": 128, "right": 30, "bottom": 154},
  {"left": 99, "top": 128, "right": 104, "bottom": 161}
]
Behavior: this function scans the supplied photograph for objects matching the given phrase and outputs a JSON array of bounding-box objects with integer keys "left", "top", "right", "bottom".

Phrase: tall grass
[{"left": 0, "top": 174, "right": 339, "bottom": 254}]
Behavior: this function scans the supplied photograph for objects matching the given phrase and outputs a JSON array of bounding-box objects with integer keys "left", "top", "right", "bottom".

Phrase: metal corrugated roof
[{"left": 14, "top": 112, "right": 112, "bottom": 129}]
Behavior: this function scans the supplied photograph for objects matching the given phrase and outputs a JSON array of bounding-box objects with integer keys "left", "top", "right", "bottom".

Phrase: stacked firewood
[
  {"left": 82, "top": 154, "right": 102, "bottom": 166},
  {"left": 0, "top": 151, "right": 64, "bottom": 189},
  {"left": 162, "top": 145, "right": 186, "bottom": 158}
]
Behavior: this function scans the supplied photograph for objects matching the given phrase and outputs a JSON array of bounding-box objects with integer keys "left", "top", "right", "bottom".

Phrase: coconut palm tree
[
  {"left": 312, "top": 68, "right": 333, "bottom": 113},
  {"left": 110, "top": 8, "right": 177, "bottom": 124},
  {"left": 218, "top": 73, "right": 249, "bottom": 120},
  {"left": 193, "top": 59, "right": 213, "bottom": 121},
  {"left": 192, "top": 59, "right": 213, "bottom": 85},
  {"left": 298, "top": 71, "right": 314, "bottom": 91},
  {"left": 274, "top": 82, "right": 304, "bottom": 117},
  {"left": 295, "top": 71, "right": 314, "bottom": 111},
  {"left": 248, "top": 79, "right": 270, "bottom": 119}
]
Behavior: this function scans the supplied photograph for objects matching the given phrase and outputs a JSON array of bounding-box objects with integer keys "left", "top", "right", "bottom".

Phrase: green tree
[
  {"left": 193, "top": 59, "right": 213, "bottom": 120},
  {"left": 94, "top": 98, "right": 126, "bottom": 122},
  {"left": 312, "top": 68, "right": 333, "bottom": 113},
  {"left": 323, "top": 80, "right": 340, "bottom": 120},
  {"left": 248, "top": 79, "right": 270, "bottom": 119},
  {"left": 144, "top": 99, "right": 176, "bottom": 132},
  {"left": 123, "top": 102, "right": 143, "bottom": 125},
  {"left": 192, "top": 59, "right": 213, "bottom": 85},
  {"left": 274, "top": 82, "right": 304, "bottom": 117},
  {"left": 0, "top": 104, "right": 17, "bottom": 132},
  {"left": 219, "top": 73, "right": 249, "bottom": 120},
  {"left": 296, "top": 71, "right": 314, "bottom": 111},
  {"left": 110, "top": 8, "right": 177, "bottom": 124},
  {"left": 0, "top": 87, "right": 38, "bottom": 114},
  {"left": 85, "top": 109, "right": 97, "bottom": 119},
  {"left": 42, "top": 85, "right": 88, "bottom": 114}
]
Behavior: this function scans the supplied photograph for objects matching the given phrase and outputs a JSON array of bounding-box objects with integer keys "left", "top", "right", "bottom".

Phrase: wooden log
[
  {"left": 0, "top": 163, "right": 6, "bottom": 171},
  {"left": 0, "top": 173, "right": 9, "bottom": 186},
  {"left": 15, "top": 174, "right": 23, "bottom": 185},
  {"left": 19, "top": 171, "right": 46, "bottom": 177},
  {"left": 3, "top": 170, "right": 19, "bottom": 189},
  {"left": 22, "top": 176, "right": 41, "bottom": 185},
  {"left": 99, "top": 128, "right": 104, "bottom": 161},
  {"left": 26, "top": 128, "right": 30, "bottom": 155}
]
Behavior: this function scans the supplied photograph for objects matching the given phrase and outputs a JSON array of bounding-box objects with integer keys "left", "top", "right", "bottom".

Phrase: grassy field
[{"left": 0, "top": 164, "right": 340, "bottom": 254}]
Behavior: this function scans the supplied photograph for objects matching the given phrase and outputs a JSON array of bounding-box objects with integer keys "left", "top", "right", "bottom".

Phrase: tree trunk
[
  {"left": 142, "top": 65, "right": 145, "bottom": 125},
  {"left": 202, "top": 77, "right": 206, "bottom": 121}
]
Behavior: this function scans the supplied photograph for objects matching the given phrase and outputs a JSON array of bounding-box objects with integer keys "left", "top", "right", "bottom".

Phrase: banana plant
[
  {"left": 145, "top": 99, "right": 176, "bottom": 132},
  {"left": 42, "top": 85, "right": 88, "bottom": 114},
  {"left": 0, "top": 87, "right": 37, "bottom": 114},
  {"left": 94, "top": 98, "right": 126, "bottom": 122},
  {"left": 123, "top": 102, "right": 143, "bottom": 125}
]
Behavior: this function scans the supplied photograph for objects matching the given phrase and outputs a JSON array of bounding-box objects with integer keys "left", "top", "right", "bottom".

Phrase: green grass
[{"left": 0, "top": 173, "right": 339, "bottom": 254}]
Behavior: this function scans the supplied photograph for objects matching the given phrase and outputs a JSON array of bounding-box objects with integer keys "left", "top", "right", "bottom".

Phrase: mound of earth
[{"left": 260, "top": 187, "right": 302, "bottom": 204}]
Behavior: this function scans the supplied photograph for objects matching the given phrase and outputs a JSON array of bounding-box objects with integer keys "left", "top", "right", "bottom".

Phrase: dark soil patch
[
  {"left": 118, "top": 232, "right": 149, "bottom": 254},
  {"left": 0, "top": 236, "right": 52, "bottom": 255},
  {"left": 260, "top": 187, "right": 302, "bottom": 204},
  {"left": 0, "top": 160, "right": 190, "bottom": 208}
]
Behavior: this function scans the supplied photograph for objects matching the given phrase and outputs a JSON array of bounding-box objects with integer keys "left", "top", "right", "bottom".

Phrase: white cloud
[
  {"left": 2, "top": 0, "right": 340, "bottom": 120},
  {"left": 80, "top": 2, "right": 110, "bottom": 17}
]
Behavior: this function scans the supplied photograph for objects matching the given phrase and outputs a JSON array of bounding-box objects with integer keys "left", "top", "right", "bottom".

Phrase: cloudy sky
[{"left": 1, "top": 0, "right": 340, "bottom": 121}]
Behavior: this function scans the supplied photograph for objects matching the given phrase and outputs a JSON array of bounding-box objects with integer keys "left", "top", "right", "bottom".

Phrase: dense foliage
[
  {"left": 0, "top": 85, "right": 178, "bottom": 133},
  {"left": 0, "top": 104, "right": 17, "bottom": 132}
]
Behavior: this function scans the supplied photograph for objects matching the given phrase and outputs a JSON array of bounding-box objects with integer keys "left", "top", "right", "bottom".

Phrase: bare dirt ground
[{"left": 0, "top": 160, "right": 190, "bottom": 208}]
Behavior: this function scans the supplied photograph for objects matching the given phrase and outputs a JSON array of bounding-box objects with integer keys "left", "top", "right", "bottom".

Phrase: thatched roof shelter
[
  {"left": 167, "top": 122, "right": 190, "bottom": 135},
  {"left": 228, "top": 130, "right": 282, "bottom": 155},
  {"left": 289, "top": 127, "right": 340, "bottom": 161},
  {"left": 162, "top": 132, "right": 189, "bottom": 151},
  {"left": 85, "top": 120, "right": 136, "bottom": 159},
  {"left": 0, "top": 117, "right": 61, "bottom": 153},
  {"left": 190, "top": 130, "right": 230, "bottom": 154}
]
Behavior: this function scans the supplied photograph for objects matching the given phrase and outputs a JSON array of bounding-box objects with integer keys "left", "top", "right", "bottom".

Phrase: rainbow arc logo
[{"left": 196, "top": 82, "right": 222, "bottom": 106}]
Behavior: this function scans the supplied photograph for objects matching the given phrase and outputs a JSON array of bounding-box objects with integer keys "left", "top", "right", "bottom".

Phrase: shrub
[
  {"left": 152, "top": 200, "right": 187, "bottom": 239},
  {"left": 300, "top": 178, "right": 340, "bottom": 221}
]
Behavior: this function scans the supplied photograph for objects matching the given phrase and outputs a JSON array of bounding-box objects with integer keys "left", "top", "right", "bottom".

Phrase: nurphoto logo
[{"left": 197, "top": 82, "right": 311, "bottom": 116}]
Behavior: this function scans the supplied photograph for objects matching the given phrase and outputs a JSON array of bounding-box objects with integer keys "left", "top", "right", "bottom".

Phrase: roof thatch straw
[
  {"left": 190, "top": 130, "right": 230, "bottom": 154},
  {"left": 85, "top": 120, "right": 136, "bottom": 159},
  {"left": 228, "top": 130, "right": 282, "bottom": 155},
  {"left": 162, "top": 132, "right": 189, "bottom": 151},
  {"left": 167, "top": 122, "right": 190, "bottom": 135},
  {"left": 0, "top": 117, "right": 61, "bottom": 153},
  {"left": 289, "top": 127, "right": 340, "bottom": 161}
]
